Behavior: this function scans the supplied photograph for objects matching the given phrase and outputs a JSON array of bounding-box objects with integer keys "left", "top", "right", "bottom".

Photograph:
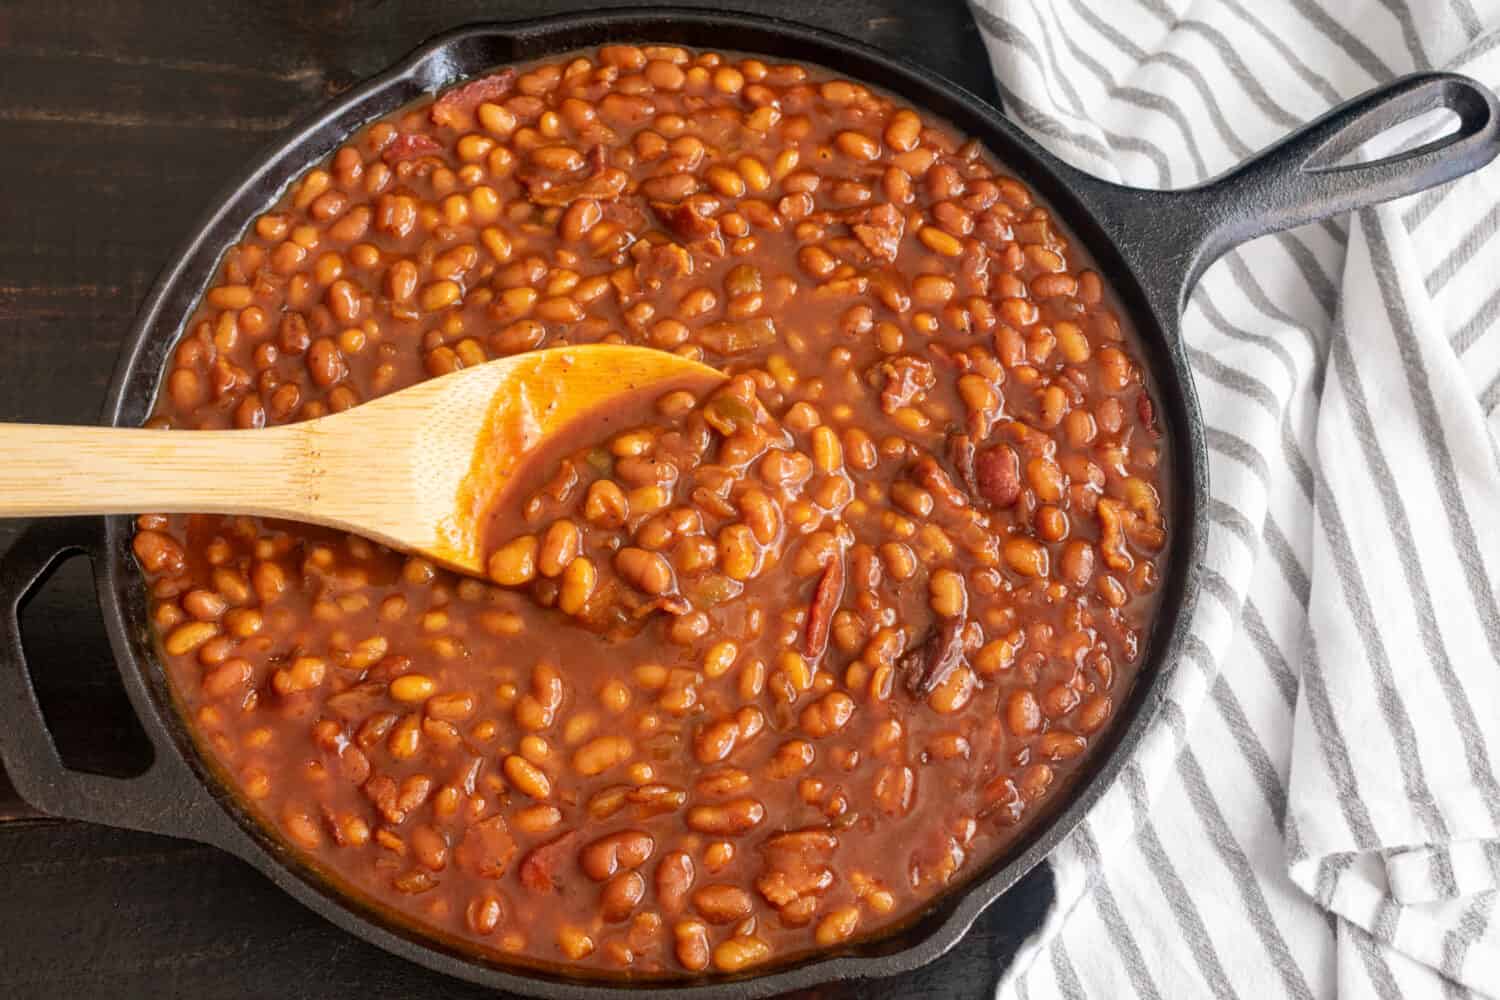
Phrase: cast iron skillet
[{"left": 1, "top": 8, "right": 1497, "bottom": 996}]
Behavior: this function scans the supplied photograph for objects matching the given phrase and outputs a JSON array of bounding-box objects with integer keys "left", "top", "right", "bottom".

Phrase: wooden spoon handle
[{"left": 0, "top": 423, "right": 309, "bottom": 518}]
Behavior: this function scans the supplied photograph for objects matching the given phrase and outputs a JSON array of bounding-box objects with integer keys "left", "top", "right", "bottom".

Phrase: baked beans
[{"left": 136, "top": 44, "right": 1166, "bottom": 977}]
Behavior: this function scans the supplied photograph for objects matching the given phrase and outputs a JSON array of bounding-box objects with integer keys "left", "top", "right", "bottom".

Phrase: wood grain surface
[{"left": 0, "top": 2, "right": 1053, "bottom": 996}]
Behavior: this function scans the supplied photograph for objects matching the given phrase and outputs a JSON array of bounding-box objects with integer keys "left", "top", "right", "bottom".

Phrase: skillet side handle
[
  {"left": 1116, "top": 72, "right": 1500, "bottom": 318},
  {"left": 0, "top": 519, "right": 212, "bottom": 841}
]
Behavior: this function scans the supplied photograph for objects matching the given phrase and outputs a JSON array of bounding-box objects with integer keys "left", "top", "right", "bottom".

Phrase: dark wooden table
[{"left": 0, "top": 2, "right": 1052, "bottom": 995}]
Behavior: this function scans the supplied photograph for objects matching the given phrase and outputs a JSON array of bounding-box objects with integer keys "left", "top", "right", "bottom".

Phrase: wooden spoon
[{"left": 0, "top": 345, "right": 723, "bottom": 576}]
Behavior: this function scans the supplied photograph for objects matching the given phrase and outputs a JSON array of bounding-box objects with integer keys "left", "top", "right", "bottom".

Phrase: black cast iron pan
[{"left": 1, "top": 8, "right": 1496, "bottom": 997}]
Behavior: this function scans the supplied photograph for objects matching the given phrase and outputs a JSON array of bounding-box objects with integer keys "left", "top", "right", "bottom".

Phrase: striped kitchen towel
[{"left": 967, "top": 1, "right": 1500, "bottom": 997}]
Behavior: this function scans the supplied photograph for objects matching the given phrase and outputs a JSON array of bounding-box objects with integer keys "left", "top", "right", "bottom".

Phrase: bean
[
  {"left": 686, "top": 798, "right": 764, "bottom": 835},
  {"left": 712, "top": 935, "right": 771, "bottom": 972},
  {"left": 705, "top": 165, "right": 746, "bottom": 198},
  {"left": 674, "top": 920, "right": 711, "bottom": 971},
  {"left": 272, "top": 655, "right": 326, "bottom": 695},
  {"left": 411, "top": 825, "right": 449, "bottom": 871},
  {"left": 558, "top": 557, "right": 597, "bottom": 615},
  {"left": 306, "top": 338, "right": 347, "bottom": 386},
  {"left": 387, "top": 714, "right": 422, "bottom": 759},
  {"left": 537, "top": 520, "right": 580, "bottom": 577},
  {"left": 918, "top": 225, "right": 963, "bottom": 257},
  {"left": 929, "top": 665, "right": 976, "bottom": 714},
  {"left": 208, "top": 285, "right": 254, "bottom": 310},
  {"left": 835, "top": 130, "right": 880, "bottom": 161},
  {"left": 1078, "top": 694, "right": 1113, "bottom": 733},
  {"left": 699, "top": 641, "right": 737, "bottom": 680},
  {"left": 656, "top": 851, "right": 696, "bottom": 914},
  {"left": 928, "top": 569, "right": 967, "bottom": 618},
  {"left": 971, "top": 640, "right": 1015, "bottom": 683},
  {"left": 714, "top": 66, "right": 746, "bottom": 94},
  {"left": 1007, "top": 690, "right": 1043, "bottom": 736},
  {"left": 488, "top": 535, "right": 538, "bottom": 586},
  {"left": 799, "top": 692, "right": 854, "bottom": 738},
  {"left": 558, "top": 926, "right": 595, "bottom": 960},
  {"left": 601, "top": 871, "right": 646, "bottom": 921},
  {"left": 573, "top": 736, "right": 633, "bottom": 776},
  {"left": 615, "top": 547, "right": 674, "bottom": 596},
  {"left": 133, "top": 530, "right": 185, "bottom": 574},
  {"left": 884, "top": 109, "right": 922, "bottom": 152},
  {"left": 579, "top": 829, "right": 655, "bottom": 880},
  {"left": 514, "top": 804, "right": 563, "bottom": 834},
  {"left": 283, "top": 808, "right": 322, "bottom": 849},
  {"left": 696, "top": 768, "right": 751, "bottom": 797},
  {"left": 718, "top": 524, "right": 759, "bottom": 581},
  {"left": 585, "top": 480, "right": 629, "bottom": 527},
  {"left": 873, "top": 764, "right": 915, "bottom": 817},
  {"left": 202, "top": 658, "right": 252, "bottom": 699},
  {"left": 692, "top": 884, "right": 753, "bottom": 924},
  {"left": 466, "top": 894, "right": 506, "bottom": 935},
  {"left": 1061, "top": 541, "right": 1095, "bottom": 588},
  {"left": 164, "top": 621, "right": 218, "bottom": 656},
  {"left": 182, "top": 589, "right": 227, "bottom": 620},
  {"left": 890, "top": 481, "right": 933, "bottom": 517},
  {"left": 644, "top": 59, "right": 686, "bottom": 90},
  {"left": 1003, "top": 538, "right": 1049, "bottom": 578},
  {"left": 1041, "top": 730, "right": 1088, "bottom": 760},
  {"left": 426, "top": 691, "right": 474, "bottom": 720},
  {"left": 503, "top": 754, "right": 552, "bottom": 799},
  {"left": 694, "top": 718, "right": 740, "bottom": 764},
  {"left": 1044, "top": 683, "right": 1081, "bottom": 719},
  {"left": 739, "top": 488, "right": 781, "bottom": 544},
  {"left": 815, "top": 904, "right": 860, "bottom": 946}
]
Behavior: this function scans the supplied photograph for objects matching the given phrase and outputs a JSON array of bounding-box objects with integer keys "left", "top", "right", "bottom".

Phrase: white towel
[{"left": 966, "top": 1, "right": 1500, "bottom": 997}]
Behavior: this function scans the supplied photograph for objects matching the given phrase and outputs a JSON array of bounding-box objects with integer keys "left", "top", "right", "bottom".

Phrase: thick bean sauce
[{"left": 134, "top": 44, "right": 1167, "bottom": 978}]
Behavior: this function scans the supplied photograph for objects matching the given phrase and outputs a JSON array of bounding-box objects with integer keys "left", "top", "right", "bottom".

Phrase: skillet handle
[
  {"left": 0, "top": 519, "right": 214, "bottom": 840},
  {"left": 1092, "top": 72, "right": 1500, "bottom": 318}
]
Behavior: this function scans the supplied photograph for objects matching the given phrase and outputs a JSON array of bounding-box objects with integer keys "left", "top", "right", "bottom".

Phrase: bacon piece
[
  {"left": 519, "top": 167, "right": 629, "bottom": 207},
  {"left": 975, "top": 209, "right": 1014, "bottom": 251},
  {"left": 634, "top": 241, "right": 695, "bottom": 285},
  {"left": 949, "top": 433, "right": 978, "bottom": 497},
  {"left": 806, "top": 203, "right": 904, "bottom": 262},
  {"left": 518, "top": 830, "right": 577, "bottom": 893},
  {"left": 650, "top": 199, "right": 721, "bottom": 242},
  {"left": 363, "top": 773, "right": 405, "bottom": 825},
  {"left": 430, "top": 69, "right": 516, "bottom": 128},
  {"left": 455, "top": 814, "right": 517, "bottom": 880},
  {"left": 603, "top": 197, "right": 647, "bottom": 232},
  {"left": 586, "top": 143, "right": 607, "bottom": 175},
  {"left": 381, "top": 132, "right": 442, "bottom": 164},
  {"left": 211, "top": 357, "right": 250, "bottom": 399},
  {"left": 878, "top": 355, "right": 935, "bottom": 415},
  {"left": 957, "top": 240, "right": 990, "bottom": 295},
  {"left": 698, "top": 318, "right": 776, "bottom": 356},
  {"left": 324, "top": 681, "right": 388, "bottom": 721},
  {"left": 756, "top": 827, "right": 838, "bottom": 911},
  {"left": 802, "top": 555, "right": 845, "bottom": 658},
  {"left": 910, "top": 455, "right": 968, "bottom": 509},
  {"left": 851, "top": 203, "right": 905, "bottom": 262},
  {"left": 1137, "top": 392, "right": 1160, "bottom": 437},
  {"left": 632, "top": 594, "right": 692, "bottom": 618},
  {"left": 900, "top": 617, "right": 967, "bottom": 699}
]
